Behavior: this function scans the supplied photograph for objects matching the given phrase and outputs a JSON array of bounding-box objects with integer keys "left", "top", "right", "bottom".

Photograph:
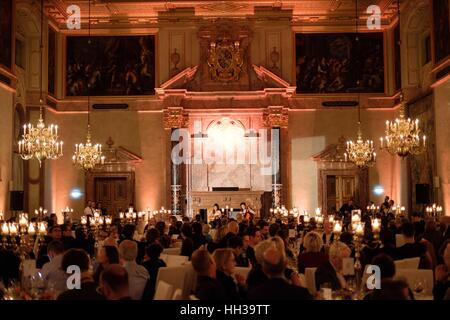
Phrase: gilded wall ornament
[{"left": 207, "top": 40, "right": 244, "bottom": 82}]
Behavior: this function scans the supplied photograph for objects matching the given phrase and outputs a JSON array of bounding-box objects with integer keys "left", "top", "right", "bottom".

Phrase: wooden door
[
  {"left": 94, "top": 177, "right": 131, "bottom": 216},
  {"left": 325, "top": 175, "right": 355, "bottom": 213}
]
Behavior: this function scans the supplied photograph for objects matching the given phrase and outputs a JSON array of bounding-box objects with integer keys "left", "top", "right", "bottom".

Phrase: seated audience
[
  {"left": 213, "top": 248, "right": 246, "bottom": 300},
  {"left": 57, "top": 249, "right": 105, "bottom": 300},
  {"left": 93, "top": 245, "right": 120, "bottom": 283},
  {"left": 228, "top": 236, "right": 250, "bottom": 267},
  {"left": 99, "top": 264, "right": 131, "bottom": 300},
  {"left": 118, "top": 240, "right": 150, "bottom": 300},
  {"left": 395, "top": 222, "right": 427, "bottom": 261},
  {"left": 315, "top": 241, "right": 351, "bottom": 291},
  {"left": 40, "top": 240, "right": 67, "bottom": 293},
  {"left": 191, "top": 248, "right": 227, "bottom": 300},
  {"left": 247, "top": 244, "right": 312, "bottom": 300},
  {"left": 297, "top": 231, "right": 328, "bottom": 274},
  {"left": 364, "top": 253, "right": 413, "bottom": 300},
  {"left": 142, "top": 243, "right": 167, "bottom": 299},
  {"left": 433, "top": 242, "right": 450, "bottom": 300}
]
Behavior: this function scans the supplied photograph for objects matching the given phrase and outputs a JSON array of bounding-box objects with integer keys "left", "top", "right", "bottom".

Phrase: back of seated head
[
  {"left": 245, "top": 226, "right": 258, "bottom": 237},
  {"left": 47, "top": 240, "right": 65, "bottom": 255},
  {"left": 155, "top": 221, "right": 166, "bottom": 233},
  {"left": 303, "top": 231, "right": 323, "bottom": 253},
  {"left": 262, "top": 245, "right": 286, "bottom": 277},
  {"left": 227, "top": 235, "right": 243, "bottom": 249},
  {"left": 258, "top": 220, "right": 269, "bottom": 228},
  {"left": 192, "top": 222, "right": 202, "bottom": 235},
  {"left": 227, "top": 221, "right": 239, "bottom": 234},
  {"left": 182, "top": 216, "right": 190, "bottom": 223},
  {"left": 401, "top": 222, "right": 415, "bottom": 238},
  {"left": 101, "top": 264, "right": 129, "bottom": 293},
  {"left": 277, "top": 228, "right": 289, "bottom": 240},
  {"left": 146, "top": 228, "right": 160, "bottom": 243},
  {"left": 61, "top": 248, "right": 90, "bottom": 272},
  {"left": 371, "top": 253, "right": 395, "bottom": 279},
  {"left": 370, "top": 279, "right": 410, "bottom": 300},
  {"left": 328, "top": 241, "right": 350, "bottom": 260},
  {"left": 146, "top": 243, "right": 163, "bottom": 260},
  {"left": 122, "top": 224, "right": 136, "bottom": 239},
  {"left": 268, "top": 223, "right": 280, "bottom": 237},
  {"left": 191, "top": 248, "right": 213, "bottom": 275},
  {"left": 254, "top": 239, "right": 273, "bottom": 265},
  {"left": 339, "top": 232, "right": 353, "bottom": 247},
  {"left": 119, "top": 240, "right": 138, "bottom": 262},
  {"left": 181, "top": 223, "right": 192, "bottom": 237}
]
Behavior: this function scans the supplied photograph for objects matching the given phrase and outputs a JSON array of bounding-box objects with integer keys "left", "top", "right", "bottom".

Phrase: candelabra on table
[
  {"left": 366, "top": 204, "right": 380, "bottom": 217},
  {"left": 351, "top": 211, "right": 364, "bottom": 289},
  {"left": 61, "top": 206, "right": 74, "bottom": 224},
  {"left": 426, "top": 204, "right": 443, "bottom": 221}
]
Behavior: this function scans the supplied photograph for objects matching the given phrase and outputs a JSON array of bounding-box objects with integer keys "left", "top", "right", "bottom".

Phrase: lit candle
[
  {"left": 81, "top": 216, "right": 87, "bottom": 225},
  {"left": 333, "top": 222, "right": 342, "bottom": 234},
  {"left": 28, "top": 223, "right": 36, "bottom": 236},
  {"left": 372, "top": 218, "right": 380, "bottom": 232},
  {"left": 355, "top": 223, "right": 364, "bottom": 236},
  {"left": 38, "top": 222, "right": 46, "bottom": 235},
  {"left": 1, "top": 222, "right": 9, "bottom": 235},
  {"left": 380, "top": 137, "right": 383, "bottom": 148},
  {"left": 19, "top": 214, "right": 28, "bottom": 227},
  {"left": 119, "top": 212, "right": 124, "bottom": 219},
  {"left": 9, "top": 223, "right": 18, "bottom": 236}
]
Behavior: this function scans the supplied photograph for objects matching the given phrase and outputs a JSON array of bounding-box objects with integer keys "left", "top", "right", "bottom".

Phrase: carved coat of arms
[{"left": 207, "top": 40, "right": 244, "bottom": 82}]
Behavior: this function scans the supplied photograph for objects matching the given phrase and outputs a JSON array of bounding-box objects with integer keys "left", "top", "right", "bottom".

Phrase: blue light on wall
[
  {"left": 70, "top": 188, "right": 82, "bottom": 199},
  {"left": 373, "top": 185, "right": 384, "bottom": 196}
]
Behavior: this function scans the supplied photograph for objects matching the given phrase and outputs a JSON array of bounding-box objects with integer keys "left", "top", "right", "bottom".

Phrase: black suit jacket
[
  {"left": 195, "top": 275, "right": 228, "bottom": 301},
  {"left": 315, "top": 261, "right": 342, "bottom": 291},
  {"left": 247, "top": 277, "right": 313, "bottom": 300}
]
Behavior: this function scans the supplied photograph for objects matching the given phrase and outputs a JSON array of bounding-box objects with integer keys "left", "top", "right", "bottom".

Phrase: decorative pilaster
[
  {"left": 264, "top": 107, "right": 288, "bottom": 209},
  {"left": 164, "top": 108, "right": 188, "bottom": 215}
]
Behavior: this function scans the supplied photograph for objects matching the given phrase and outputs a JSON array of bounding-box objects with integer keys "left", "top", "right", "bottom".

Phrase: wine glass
[{"left": 413, "top": 278, "right": 425, "bottom": 296}]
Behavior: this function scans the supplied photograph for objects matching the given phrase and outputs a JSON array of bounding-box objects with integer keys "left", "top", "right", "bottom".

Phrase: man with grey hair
[
  {"left": 118, "top": 240, "right": 149, "bottom": 300},
  {"left": 315, "top": 241, "right": 351, "bottom": 291},
  {"left": 247, "top": 244, "right": 312, "bottom": 300}
]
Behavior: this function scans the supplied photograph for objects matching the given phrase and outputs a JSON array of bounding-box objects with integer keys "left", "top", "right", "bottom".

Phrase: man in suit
[
  {"left": 395, "top": 222, "right": 427, "bottom": 261},
  {"left": 191, "top": 248, "right": 227, "bottom": 300},
  {"left": 247, "top": 244, "right": 312, "bottom": 300},
  {"left": 315, "top": 241, "right": 351, "bottom": 291},
  {"left": 57, "top": 249, "right": 105, "bottom": 300},
  {"left": 99, "top": 264, "right": 132, "bottom": 300},
  {"left": 118, "top": 240, "right": 149, "bottom": 300}
]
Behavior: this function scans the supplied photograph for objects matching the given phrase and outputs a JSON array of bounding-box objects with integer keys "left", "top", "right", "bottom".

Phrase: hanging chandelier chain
[
  {"left": 39, "top": 0, "right": 44, "bottom": 118},
  {"left": 87, "top": 0, "right": 91, "bottom": 126},
  {"left": 72, "top": 0, "right": 105, "bottom": 171}
]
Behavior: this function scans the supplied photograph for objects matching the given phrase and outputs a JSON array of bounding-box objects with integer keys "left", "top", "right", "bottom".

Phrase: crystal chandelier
[
  {"left": 72, "top": 125, "right": 105, "bottom": 170},
  {"left": 380, "top": 0, "right": 426, "bottom": 158},
  {"left": 344, "top": 0, "right": 376, "bottom": 169},
  {"left": 72, "top": 0, "right": 104, "bottom": 171},
  {"left": 379, "top": 94, "right": 426, "bottom": 157},
  {"left": 345, "top": 122, "right": 376, "bottom": 168},
  {"left": 18, "top": 0, "right": 63, "bottom": 167}
]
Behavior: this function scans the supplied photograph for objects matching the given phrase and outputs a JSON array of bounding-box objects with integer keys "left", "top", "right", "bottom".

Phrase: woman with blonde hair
[
  {"left": 213, "top": 248, "right": 246, "bottom": 299},
  {"left": 297, "top": 231, "right": 328, "bottom": 273}
]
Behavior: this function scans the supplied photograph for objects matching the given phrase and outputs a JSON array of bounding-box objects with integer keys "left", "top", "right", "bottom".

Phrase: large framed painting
[
  {"left": 66, "top": 35, "right": 155, "bottom": 96},
  {"left": 295, "top": 33, "right": 385, "bottom": 94},
  {"left": 48, "top": 27, "right": 56, "bottom": 96},
  {"left": 432, "top": 0, "right": 450, "bottom": 64},
  {"left": 0, "top": 0, "right": 13, "bottom": 70}
]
